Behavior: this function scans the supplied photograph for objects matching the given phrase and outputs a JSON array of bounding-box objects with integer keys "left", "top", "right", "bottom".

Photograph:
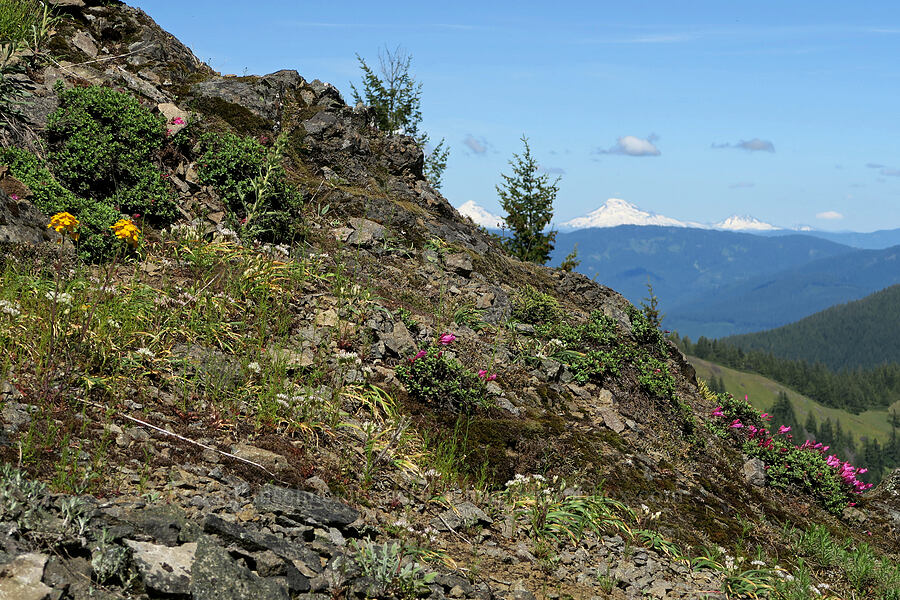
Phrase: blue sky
[{"left": 135, "top": 1, "right": 900, "bottom": 232}]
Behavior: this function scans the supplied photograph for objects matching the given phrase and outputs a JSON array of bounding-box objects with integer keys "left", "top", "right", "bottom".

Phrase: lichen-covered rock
[
  {"left": 124, "top": 540, "right": 195, "bottom": 596},
  {"left": 190, "top": 535, "right": 289, "bottom": 600},
  {"left": 254, "top": 485, "right": 358, "bottom": 529},
  {"left": 0, "top": 191, "right": 59, "bottom": 246},
  {"left": 0, "top": 553, "right": 52, "bottom": 600}
]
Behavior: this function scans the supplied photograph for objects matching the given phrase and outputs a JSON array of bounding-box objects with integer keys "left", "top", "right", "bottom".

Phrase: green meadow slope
[{"left": 689, "top": 355, "right": 899, "bottom": 444}]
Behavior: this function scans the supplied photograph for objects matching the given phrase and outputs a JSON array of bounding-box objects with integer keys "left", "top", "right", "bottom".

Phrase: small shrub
[
  {"left": 512, "top": 285, "right": 561, "bottom": 325},
  {"left": 626, "top": 304, "right": 667, "bottom": 354},
  {"left": 570, "top": 348, "right": 622, "bottom": 384},
  {"left": 395, "top": 346, "right": 489, "bottom": 412},
  {"left": 197, "top": 131, "right": 303, "bottom": 242},
  {"left": 47, "top": 84, "right": 177, "bottom": 225}
]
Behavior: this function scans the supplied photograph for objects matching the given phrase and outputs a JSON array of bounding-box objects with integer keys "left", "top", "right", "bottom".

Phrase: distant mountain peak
[
  {"left": 456, "top": 200, "right": 505, "bottom": 229},
  {"left": 714, "top": 215, "right": 781, "bottom": 231},
  {"left": 561, "top": 198, "right": 704, "bottom": 229}
]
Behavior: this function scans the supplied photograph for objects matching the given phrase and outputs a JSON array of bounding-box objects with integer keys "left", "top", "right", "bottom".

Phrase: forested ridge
[{"left": 723, "top": 284, "right": 900, "bottom": 370}]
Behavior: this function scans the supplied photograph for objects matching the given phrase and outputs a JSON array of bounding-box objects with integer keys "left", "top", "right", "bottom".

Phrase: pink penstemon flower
[
  {"left": 778, "top": 425, "right": 791, "bottom": 434},
  {"left": 711, "top": 406, "right": 724, "bottom": 417},
  {"left": 172, "top": 116, "right": 185, "bottom": 125},
  {"left": 438, "top": 333, "right": 456, "bottom": 345},
  {"left": 729, "top": 419, "right": 744, "bottom": 429},
  {"left": 410, "top": 349, "right": 427, "bottom": 362}
]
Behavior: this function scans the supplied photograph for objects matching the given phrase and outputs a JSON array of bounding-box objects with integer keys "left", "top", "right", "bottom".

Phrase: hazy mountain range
[{"left": 456, "top": 199, "right": 900, "bottom": 338}]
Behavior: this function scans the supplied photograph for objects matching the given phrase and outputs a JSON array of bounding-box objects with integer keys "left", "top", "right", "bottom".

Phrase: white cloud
[
  {"left": 538, "top": 165, "right": 566, "bottom": 175},
  {"left": 596, "top": 135, "right": 661, "bottom": 156},
  {"left": 816, "top": 211, "right": 844, "bottom": 220},
  {"left": 463, "top": 135, "right": 488, "bottom": 155},
  {"left": 712, "top": 138, "right": 775, "bottom": 152}
]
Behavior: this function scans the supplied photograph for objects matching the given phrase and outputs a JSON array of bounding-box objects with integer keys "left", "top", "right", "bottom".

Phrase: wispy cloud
[
  {"left": 729, "top": 182, "right": 755, "bottom": 189},
  {"left": 816, "top": 211, "right": 844, "bottom": 220},
  {"left": 882, "top": 168, "right": 900, "bottom": 177},
  {"left": 463, "top": 135, "right": 490, "bottom": 155},
  {"left": 866, "top": 163, "right": 885, "bottom": 169},
  {"left": 595, "top": 134, "right": 661, "bottom": 157},
  {"left": 538, "top": 165, "right": 566, "bottom": 175},
  {"left": 712, "top": 138, "right": 775, "bottom": 153}
]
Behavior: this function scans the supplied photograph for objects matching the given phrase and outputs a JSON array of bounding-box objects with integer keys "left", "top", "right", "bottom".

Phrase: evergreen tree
[
  {"left": 351, "top": 46, "right": 450, "bottom": 189},
  {"left": 770, "top": 391, "right": 800, "bottom": 432},
  {"left": 496, "top": 136, "right": 559, "bottom": 264},
  {"left": 640, "top": 279, "right": 665, "bottom": 329},
  {"left": 559, "top": 243, "right": 581, "bottom": 272},
  {"left": 804, "top": 412, "right": 818, "bottom": 440}
]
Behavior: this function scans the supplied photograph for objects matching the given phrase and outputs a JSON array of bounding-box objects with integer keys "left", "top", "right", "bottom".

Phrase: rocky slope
[{"left": 1, "top": 2, "right": 900, "bottom": 599}]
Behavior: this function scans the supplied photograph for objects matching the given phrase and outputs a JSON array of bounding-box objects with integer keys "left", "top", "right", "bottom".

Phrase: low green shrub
[
  {"left": 197, "top": 132, "right": 303, "bottom": 242},
  {"left": 395, "top": 346, "right": 489, "bottom": 412},
  {"left": 47, "top": 84, "right": 177, "bottom": 225},
  {"left": 512, "top": 285, "right": 561, "bottom": 325}
]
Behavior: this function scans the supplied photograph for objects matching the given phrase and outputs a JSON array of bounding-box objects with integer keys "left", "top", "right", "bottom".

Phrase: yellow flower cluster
[
  {"left": 48, "top": 212, "right": 80, "bottom": 242},
  {"left": 111, "top": 218, "right": 141, "bottom": 248}
]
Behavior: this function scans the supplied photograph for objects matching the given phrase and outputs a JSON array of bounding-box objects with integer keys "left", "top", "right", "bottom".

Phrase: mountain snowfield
[{"left": 455, "top": 197, "right": 782, "bottom": 231}]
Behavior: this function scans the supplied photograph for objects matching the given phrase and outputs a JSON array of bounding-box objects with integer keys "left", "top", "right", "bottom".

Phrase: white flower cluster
[
  {"left": 168, "top": 222, "right": 203, "bottom": 241},
  {"left": 505, "top": 473, "right": 547, "bottom": 488},
  {"left": 639, "top": 503, "right": 661, "bottom": 521},
  {"left": 0, "top": 300, "right": 21, "bottom": 317},
  {"left": 135, "top": 347, "right": 155, "bottom": 359},
  {"left": 45, "top": 291, "right": 73, "bottom": 305},
  {"left": 247, "top": 361, "right": 262, "bottom": 374},
  {"left": 335, "top": 350, "right": 360, "bottom": 363}
]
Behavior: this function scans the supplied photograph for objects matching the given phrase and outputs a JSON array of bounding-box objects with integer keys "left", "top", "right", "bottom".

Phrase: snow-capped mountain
[
  {"left": 714, "top": 215, "right": 780, "bottom": 231},
  {"left": 456, "top": 200, "right": 505, "bottom": 229},
  {"left": 458, "top": 198, "right": 782, "bottom": 233},
  {"left": 560, "top": 198, "right": 704, "bottom": 230}
]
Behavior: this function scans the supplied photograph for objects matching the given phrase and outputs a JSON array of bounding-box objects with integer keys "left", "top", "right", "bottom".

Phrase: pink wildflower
[
  {"left": 730, "top": 419, "right": 744, "bottom": 429},
  {"left": 438, "top": 333, "right": 456, "bottom": 345},
  {"left": 172, "top": 116, "right": 185, "bottom": 125},
  {"left": 486, "top": 373, "right": 497, "bottom": 382},
  {"left": 778, "top": 425, "right": 791, "bottom": 434},
  {"left": 477, "top": 369, "right": 487, "bottom": 378},
  {"left": 711, "top": 406, "right": 724, "bottom": 417},
  {"left": 410, "top": 350, "right": 427, "bottom": 362},
  {"left": 760, "top": 412, "right": 773, "bottom": 421},
  {"left": 10, "top": 194, "right": 18, "bottom": 200}
]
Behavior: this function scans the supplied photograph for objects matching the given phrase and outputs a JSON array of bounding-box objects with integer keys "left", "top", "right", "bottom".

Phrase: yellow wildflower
[
  {"left": 110, "top": 218, "right": 141, "bottom": 248},
  {"left": 47, "top": 212, "right": 80, "bottom": 242}
]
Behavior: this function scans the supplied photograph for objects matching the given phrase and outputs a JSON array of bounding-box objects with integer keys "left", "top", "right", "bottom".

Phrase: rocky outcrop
[{"left": 0, "top": 189, "right": 59, "bottom": 246}]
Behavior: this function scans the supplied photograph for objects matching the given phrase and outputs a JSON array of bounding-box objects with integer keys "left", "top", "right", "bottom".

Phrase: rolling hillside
[{"left": 551, "top": 225, "right": 853, "bottom": 317}]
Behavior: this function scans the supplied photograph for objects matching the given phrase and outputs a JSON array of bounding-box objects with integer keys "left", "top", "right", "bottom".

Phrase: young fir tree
[
  {"left": 350, "top": 46, "right": 450, "bottom": 189},
  {"left": 497, "top": 136, "right": 559, "bottom": 264},
  {"left": 640, "top": 279, "right": 665, "bottom": 329},
  {"left": 558, "top": 243, "right": 581, "bottom": 272}
]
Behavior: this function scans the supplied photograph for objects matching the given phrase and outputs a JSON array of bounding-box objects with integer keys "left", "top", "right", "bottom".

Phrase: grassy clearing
[{"left": 690, "top": 356, "right": 897, "bottom": 444}]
